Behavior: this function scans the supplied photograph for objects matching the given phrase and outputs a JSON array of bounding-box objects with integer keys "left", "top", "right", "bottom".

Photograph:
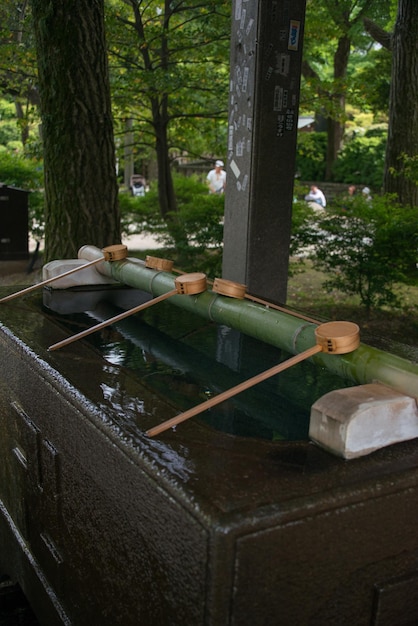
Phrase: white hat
[
  {"left": 362, "top": 187, "right": 370, "bottom": 194},
  {"left": 215, "top": 160, "right": 224, "bottom": 167}
]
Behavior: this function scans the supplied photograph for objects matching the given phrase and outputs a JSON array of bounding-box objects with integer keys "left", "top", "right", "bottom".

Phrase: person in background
[
  {"left": 207, "top": 160, "right": 226, "bottom": 194},
  {"left": 341, "top": 184, "right": 357, "bottom": 211},
  {"left": 304, "top": 184, "right": 326, "bottom": 208},
  {"left": 362, "top": 186, "right": 372, "bottom": 202}
]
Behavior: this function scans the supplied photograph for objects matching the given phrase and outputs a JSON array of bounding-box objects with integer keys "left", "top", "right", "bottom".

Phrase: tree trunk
[
  {"left": 123, "top": 117, "right": 134, "bottom": 191},
  {"left": 14, "top": 100, "right": 29, "bottom": 145},
  {"left": 151, "top": 97, "right": 188, "bottom": 248},
  {"left": 30, "top": 0, "right": 120, "bottom": 261},
  {"left": 153, "top": 103, "right": 176, "bottom": 220},
  {"left": 325, "top": 35, "right": 350, "bottom": 180},
  {"left": 384, "top": 0, "right": 418, "bottom": 206}
]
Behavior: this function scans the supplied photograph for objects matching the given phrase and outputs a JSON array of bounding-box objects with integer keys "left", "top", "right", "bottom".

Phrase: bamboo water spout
[
  {"left": 71, "top": 246, "right": 418, "bottom": 401},
  {"left": 0, "top": 244, "right": 128, "bottom": 304}
]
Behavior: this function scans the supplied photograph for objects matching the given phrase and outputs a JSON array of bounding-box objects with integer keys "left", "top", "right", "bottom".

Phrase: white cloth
[{"left": 207, "top": 168, "right": 226, "bottom": 193}]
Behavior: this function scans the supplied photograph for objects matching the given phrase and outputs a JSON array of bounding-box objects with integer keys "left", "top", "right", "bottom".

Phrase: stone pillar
[{"left": 222, "top": 0, "right": 307, "bottom": 303}]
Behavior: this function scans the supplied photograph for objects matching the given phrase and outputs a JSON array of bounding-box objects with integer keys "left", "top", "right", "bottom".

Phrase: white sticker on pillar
[
  {"left": 242, "top": 67, "right": 249, "bottom": 92},
  {"left": 246, "top": 18, "right": 254, "bottom": 35},
  {"left": 235, "top": 0, "right": 242, "bottom": 21},
  {"left": 228, "top": 125, "right": 234, "bottom": 151},
  {"left": 240, "top": 9, "right": 246, "bottom": 30},
  {"left": 274, "top": 86, "right": 284, "bottom": 111},
  {"left": 230, "top": 160, "right": 241, "bottom": 179},
  {"left": 276, "top": 53, "right": 290, "bottom": 76}
]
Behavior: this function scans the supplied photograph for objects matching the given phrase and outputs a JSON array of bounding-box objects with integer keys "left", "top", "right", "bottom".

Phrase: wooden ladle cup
[
  {"left": 0, "top": 244, "right": 128, "bottom": 304},
  {"left": 48, "top": 272, "right": 207, "bottom": 352},
  {"left": 146, "top": 321, "right": 360, "bottom": 437},
  {"left": 145, "top": 255, "right": 174, "bottom": 272},
  {"left": 212, "top": 277, "right": 319, "bottom": 324}
]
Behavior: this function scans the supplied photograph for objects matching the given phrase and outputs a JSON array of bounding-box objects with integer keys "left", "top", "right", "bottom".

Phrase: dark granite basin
[{"left": 0, "top": 286, "right": 418, "bottom": 625}]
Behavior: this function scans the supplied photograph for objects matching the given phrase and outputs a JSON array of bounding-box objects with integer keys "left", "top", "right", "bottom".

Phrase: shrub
[
  {"left": 0, "top": 151, "right": 43, "bottom": 189},
  {"left": 0, "top": 121, "right": 21, "bottom": 146},
  {"left": 295, "top": 132, "right": 327, "bottom": 180},
  {"left": 305, "top": 195, "right": 417, "bottom": 313},
  {"left": 332, "top": 134, "right": 386, "bottom": 188},
  {"left": 0, "top": 152, "right": 45, "bottom": 241},
  {"left": 119, "top": 174, "right": 224, "bottom": 274}
]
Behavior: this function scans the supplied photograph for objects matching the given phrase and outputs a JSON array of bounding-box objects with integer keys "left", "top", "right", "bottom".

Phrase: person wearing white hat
[{"left": 206, "top": 160, "right": 226, "bottom": 194}]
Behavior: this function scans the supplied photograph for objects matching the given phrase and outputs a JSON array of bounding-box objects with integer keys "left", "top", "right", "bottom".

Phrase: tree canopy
[
  {"left": 301, "top": 0, "right": 393, "bottom": 179},
  {"left": 106, "top": 0, "right": 230, "bottom": 241},
  {"left": 0, "top": 0, "right": 417, "bottom": 263}
]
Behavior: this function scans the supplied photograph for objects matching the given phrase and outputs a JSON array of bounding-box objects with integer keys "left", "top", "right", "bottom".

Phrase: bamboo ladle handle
[
  {"left": 48, "top": 272, "right": 207, "bottom": 352},
  {"left": 146, "top": 321, "right": 360, "bottom": 438},
  {"left": 48, "top": 289, "right": 178, "bottom": 351},
  {"left": 0, "top": 244, "right": 128, "bottom": 304},
  {"left": 212, "top": 277, "right": 319, "bottom": 324}
]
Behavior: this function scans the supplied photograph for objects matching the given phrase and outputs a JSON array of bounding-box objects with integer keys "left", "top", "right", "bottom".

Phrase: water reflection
[{"left": 40, "top": 288, "right": 362, "bottom": 442}]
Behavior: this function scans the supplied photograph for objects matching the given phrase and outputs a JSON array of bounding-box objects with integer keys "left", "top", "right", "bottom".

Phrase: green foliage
[
  {"left": 390, "top": 153, "right": 418, "bottom": 187},
  {"left": 0, "top": 99, "right": 21, "bottom": 146},
  {"left": 107, "top": 0, "right": 231, "bottom": 163},
  {"left": 351, "top": 47, "right": 392, "bottom": 115},
  {"left": 298, "top": 194, "right": 417, "bottom": 313},
  {"left": 302, "top": 0, "right": 393, "bottom": 118},
  {"left": 332, "top": 133, "right": 386, "bottom": 187},
  {"left": 0, "top": 151, "right": 42, "bottom": 188},
  {"left": 119, "top": 174, "right": 224, "bottom": 274},
  {"left": 0, "top": 100, "right": 15, "bottom": 119},
  {"left": 295, "top": 129, "right": 387, "bottom": 187},
  {"left": 167, "top": 180, "right": 224, "bottom": 275},
  {"left": 295, "top": 132, "right": 327, "bottom": 180},
  {"left": 0, "top": 151, "right": 45, "bottom": 240}
]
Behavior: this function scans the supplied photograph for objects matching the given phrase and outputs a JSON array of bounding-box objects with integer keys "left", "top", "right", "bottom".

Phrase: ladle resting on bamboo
[
  {"left": 48, "top": 271, "right": 207, "bottom": 352},
  {"left": 0, "top": 244, "right": 128, "bottom": 304},
  {"left": 146, "top": 321, "right": 360, "bottom": 438},
  {"left": 212, "top": 277, "right": 319, "bottom": 324}
]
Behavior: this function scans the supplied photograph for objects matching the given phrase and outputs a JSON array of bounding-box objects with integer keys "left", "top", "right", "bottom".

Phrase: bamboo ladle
[
  {"left": 212, "top": 277, "right": 319, "bottom": 324},
  {"left": 145, "top": 320, "right": 360, "bottom": 437},
  {"left": 145, "top": 255, "right": 174, "bottom": 272},
  {"left": 48, "top": 271, "right": 207, "bottom": 352},
  {"left": 147, "top": 268, "right": 316, "bottom": 324},
  {"left": 0, "top": 244, "right": 128, "bottom": 304}
]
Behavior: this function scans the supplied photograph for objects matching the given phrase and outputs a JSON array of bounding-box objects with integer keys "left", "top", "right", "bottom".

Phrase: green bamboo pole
[{"left": 77, "top": 246, "right": 418, "bottom": 399}]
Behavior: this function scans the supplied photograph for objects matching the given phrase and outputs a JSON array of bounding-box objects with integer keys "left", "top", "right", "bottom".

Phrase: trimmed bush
[
  {"left": 295, "top": 132, "right": 327, "bottom": 181},
  {"left": 300, "top": 194, "right": 417, "bottom": 313},
  {"left": 332, "top": 134, "right": 386, "bottom": 188},
  {"left": 119, "top": 174, "right": 225, "bottom": 274},
  {"left": 0, "top": 152, "right": 45, "bottom": 240}
]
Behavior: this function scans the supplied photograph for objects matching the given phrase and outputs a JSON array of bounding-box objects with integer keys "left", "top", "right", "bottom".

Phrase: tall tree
[
  {"left": 302, "top": 0, "right": 391, "bottom": 180},
  {"left": 30, "top": 0, "right": 120, "bottom": 261},
  {"left": 383, "top": 0, "right": 418, "bottom": 205},
  {"left": 364, "top": 0, "right": 418, "bottom": 205},
  {"left": 107, "top": 0, "right": 230, "bottom": 237}
]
